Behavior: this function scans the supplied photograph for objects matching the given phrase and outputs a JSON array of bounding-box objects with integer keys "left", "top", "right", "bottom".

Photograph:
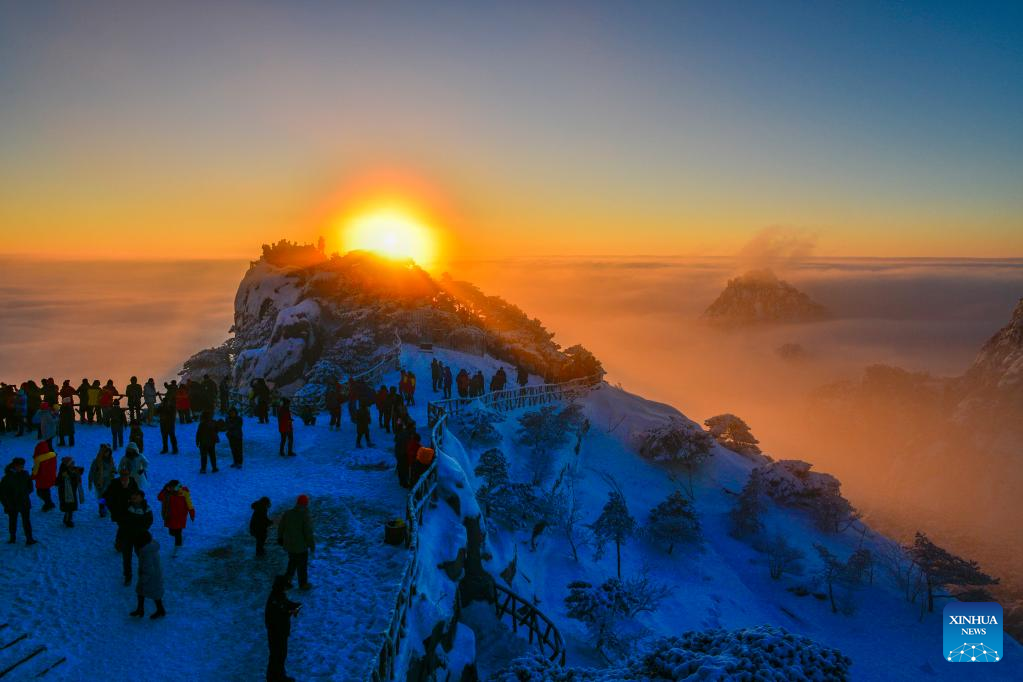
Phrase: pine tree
[
  {"left": 590, "top": 490, "right": 636, "bottom": 579},
  {"left": 645, "top": 490, "right": 700, "bottom": 554},
  {"left": 639, "top": 419, "right": 715, "bottom": 498},
  {"left": 474, "top": 448, "right": 509, "bottom": 518},
  {"left": 730, "top": 468, "right": 766, "bottom": 538},
  {"left": 516, "top": 406, "right": 571, "bottom": 483},
  {"left": 761, "top": 533, "right": 804, "bottom": 579},
  {"left": 907, "top": 532, "right": 998, "bottom": 612},
  {"left": 705, "top": 413, "right": 761, "bottom": 456}
]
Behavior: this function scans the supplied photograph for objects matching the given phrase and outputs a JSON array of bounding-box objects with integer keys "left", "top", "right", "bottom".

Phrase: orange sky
[{"left": 1, "top": 3, "right": 1021, "bottom": 263}]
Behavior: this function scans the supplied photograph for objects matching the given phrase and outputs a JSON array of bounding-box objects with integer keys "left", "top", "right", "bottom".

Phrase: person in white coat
[{"left": 118, "top": 442, "right": 150, "bottom": 490}]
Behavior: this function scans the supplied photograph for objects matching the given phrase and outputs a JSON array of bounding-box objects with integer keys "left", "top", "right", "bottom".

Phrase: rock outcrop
[{"left": 703, "top": 269, "right": 829, "bottom": 325}]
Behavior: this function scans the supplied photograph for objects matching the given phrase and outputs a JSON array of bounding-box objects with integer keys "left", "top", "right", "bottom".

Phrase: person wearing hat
[
  {"left": 88, "top": 444, "right": 117, "bottom": 517},
  {"left": 31, "top": 438, "right": 57, "bottom": 511},
  {"left": 56, "top": 456, "right": 85, "bottom": 528},
  {"left": 130, "top": 530, "right": 166, "bottom": 619},
  {"left": 249, "top": 496, "right": 272, "bottom": 557},
  {"left": 37, "top": 402, "right": 57, "bottom": 444},
  {"left": 57, "top": 394, "right": 76, "bottom": 447},
  {"left": 118, "top": 441, "right": 149, "bottom": 490},
  {"left": 1, "top": 457, "right": 36, "bottom": 545},
  {"left": 277, "top": 495, "right": 315, "bottom": 590},
  {"left": 109, "top": 398, "right": 127, "bottom": 450},
  {"left": 265, "top": 574, "right": 301, "bottom": 682}
]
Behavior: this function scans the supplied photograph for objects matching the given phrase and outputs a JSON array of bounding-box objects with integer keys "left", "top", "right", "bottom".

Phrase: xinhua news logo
[{"left": 943, "top": 602, "right": 1002, "bottom": 663}]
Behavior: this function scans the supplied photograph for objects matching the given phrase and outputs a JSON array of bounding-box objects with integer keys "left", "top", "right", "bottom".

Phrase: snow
[{"left": 0, "top": 361, "right": 430, "bottom": 681}]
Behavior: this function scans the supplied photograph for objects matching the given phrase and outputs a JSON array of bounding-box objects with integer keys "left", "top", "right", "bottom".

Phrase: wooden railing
[{"left": 492, "top": 583, "right": 567, "bottom": 665}]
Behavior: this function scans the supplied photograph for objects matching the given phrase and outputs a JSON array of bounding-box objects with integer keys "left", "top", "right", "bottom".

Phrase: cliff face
[
  {"left": 180, "top": 243, "right": 603, "bottom": 394},
  {"left": 956, "top": 298, "right": 1023, "bottom": 428},
  {"left": 703, "top": 269, "right": 829, "bottom": 325}
]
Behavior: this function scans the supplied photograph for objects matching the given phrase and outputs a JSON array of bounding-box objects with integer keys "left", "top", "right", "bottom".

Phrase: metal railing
[
  {"left": 370, "top": 368, "right": 600, "bottom": 679},
  {"left": 427, "top": 373, "right": 602, "bottom": 428}
]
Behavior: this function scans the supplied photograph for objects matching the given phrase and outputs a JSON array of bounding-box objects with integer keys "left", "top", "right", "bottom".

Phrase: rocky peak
[{"left": 703, "top": 269, "right": 829, "bottom": 325}]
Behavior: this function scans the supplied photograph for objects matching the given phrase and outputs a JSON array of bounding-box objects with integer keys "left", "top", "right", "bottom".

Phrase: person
[
  {"left": 404, "top": 432, "right": 422, "bottom": 489},
  {"left": 202, "top": 374, "right": 218, "bottom": 415},
  {"left": 219, "top": 375, "right": 231, "bottom": 415},
  {"left": 355, "top": 403, "right": 373, "bottom": 448},
  {"left": 176, "top": 382, "right": 191, "bottom": 424},
  {"left": 99, "top": 380, "right": 117, "bottom": 426},
  {"left": 119, "top": 441, "right": 150, "bottom": 490},
  {"left": 143, "top": 378, "right": 158, "bottom": 425},
  {"left": 278, "top": 398, "right": 295, "bottom": 457},
  {"left": 58, "top": 396, "right": 76, "bottom": 447},
  {"left": 325, "top": 385, "right": 341, "bottom": 431},
  {"left": 251, "top": 378, "right": 270, "bottom": 424},
  {"left": 398, "top": 370, "right": 409, "bottom": 405},
  {"left": 517, "top": 366, "right": 529, "bottom": 388},
  {"left": 226, "top": 407, "right": 244, "bottom": 468},
  {"left": 456, "top": 369, "right": 469, "bottom": 398},
  {"left": 158, "top": 396, "right": 178, "bottom": 454},
  {"left": 195, "top": 411, "right": 221, "bottom": 473},
  {"left": 265, "top": 574, "right": 301, "bottom": 682},
  {"left": 125, "top": 376, "right": 143, "bottom": 423},
  {"left": 157, "top": 480, "right": 194, "bottom": 554},
  {"left": 87, "top": 380, "right": 101, "bottom": 424},
  {"left": 393, "top": 420, "right": 412, "bottom": 488},
  {"left": 130, "top": 530, "right": 166, "bottom": 619},
  {"left": 375, "top": 385, "right": 389, "bottom": 432},
  {"left": 31, "top": 438, "right": 57, "bottom": 511},
  {"left": 109, "top": 399, "right": 126, "bottom": 449},
  {"left": 401, "top": 374, "right": 413, "bottom": 404},
  {"left": 431, "top": 358, "right": 441, "bottom": 392},
  {"left": 1, "top": 457, "right": 35, "bottom": 545},
  {"left": 443, "top": 364, "right": 453, "bottom": 399},
  {"left": 56, "top": 456, "right": 85, "bottom": 527},
  {"left": 388, "top": 386, "right": 406, "bottom": 428},
  {"left": 76, "top": 378, "right": 92, "bottom": 424},
  {"left": 38, "top": 402, "right": 57, "bottom": 443},
  {"left": 250, "top": 496, "right": 272, "bottom": 558},
  {"left": 58, "top": 379, "right": 77, "bottom": 407},
  {"left": 88, "top": 444, "right": 116, "bottom": 517},
  {"left": 129, "top": 419, "right": 144, "bottom": 453},
  {"left": 14, "top": 386, "right": 28, "bottom": 436},
  {"left": 278, "top": 494, "right": 314, "bottom": 590},
  {"left": 117, "top": 489, "right": 153, "bottom": 585}
]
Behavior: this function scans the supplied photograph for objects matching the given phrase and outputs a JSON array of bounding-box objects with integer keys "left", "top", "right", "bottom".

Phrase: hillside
[{"left": 165, "top": 244, "right": 1020, "bottom": 680}]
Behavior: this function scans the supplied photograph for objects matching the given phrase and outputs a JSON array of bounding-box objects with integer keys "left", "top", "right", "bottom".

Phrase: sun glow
[{"left": 341, "top": 207, "right": 436, "bottom": 264}]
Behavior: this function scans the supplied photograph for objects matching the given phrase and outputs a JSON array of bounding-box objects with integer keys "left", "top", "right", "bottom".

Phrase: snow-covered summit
[{"left": 180, "top": 241, "right": 603, "bottom": 395}]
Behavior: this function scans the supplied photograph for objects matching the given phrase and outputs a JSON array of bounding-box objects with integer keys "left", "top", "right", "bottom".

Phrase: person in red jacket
[
  {"left": 31, "top": 439, "right": 57, "bottom": 511},
  {"left": 176, "top": 384, "right": 191, "bottom": 424},
  {"left": 404, "top": 432, "right": 421, "bottom": 489},
  {"left": 278, "top": 398, "right": 295, "bottom": 457},
  {"left": 157, "top": 480, "right": 194, "bottom": 554}
]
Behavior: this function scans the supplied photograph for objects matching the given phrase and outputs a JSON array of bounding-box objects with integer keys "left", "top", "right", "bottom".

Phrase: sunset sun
[{"left": 341, "top": 207, "right": 436, "bottom": 264}]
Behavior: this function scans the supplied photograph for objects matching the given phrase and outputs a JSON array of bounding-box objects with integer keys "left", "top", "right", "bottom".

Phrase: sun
[{"left": 341, "top": 207, "right": 436, "bottom": 264}]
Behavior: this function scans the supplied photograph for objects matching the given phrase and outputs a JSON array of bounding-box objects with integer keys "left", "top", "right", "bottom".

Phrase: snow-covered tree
[
  {"left": 907, "top": 532, "right": 998, "bottom": 613},
  {"left": 475, "top": 448, "right": 510, "bottom": 519},
  {"left": 729, "top": 468, "right": 767, "bottom": 538},
  {"left": 704, "top": 413, "right": 762, "bottom": 457},
  {"left": 879, "top": 540, "right": 925, "bottom": 605},
  {"left": 754, "top": 532, "right": 805, "bottom": 580},
  {"left": 645, "top": 490, "right": 700, "bottom": 554},
  {"left": 516, "top": 405, "right": 572, "bottom": 484},
  {"left": 559, "top": 344, "right": 605, "bottom": 381},
  {"left": 565, "top": 577, "right": 667, "bottom": 661},
  {"left": 639, "top": 419, "right": 715, "bottom": 499},
  {"left": 453, "top": 407, "right": 504, "bottom": 450},
  {"left": 589, "top": 489, "right": 636, "bottom": 579},
  {"left": 758, "top": 460, "right": 860, "bottom": 532},
  {"left": 814, "top": 544, "right": 866, "bottom": 614}
]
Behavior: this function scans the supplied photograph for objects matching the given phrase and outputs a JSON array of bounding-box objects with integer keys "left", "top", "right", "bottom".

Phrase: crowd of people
[{"left": 0, "top": 358, "right": 526, "bottom": 681}]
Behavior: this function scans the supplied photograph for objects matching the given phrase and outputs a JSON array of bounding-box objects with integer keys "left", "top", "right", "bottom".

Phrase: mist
[{"left": 0, "top": 258, "right": 247, "bottom": 384}]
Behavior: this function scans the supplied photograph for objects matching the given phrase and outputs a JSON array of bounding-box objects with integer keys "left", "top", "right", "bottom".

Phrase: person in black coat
[
  {"left": 109, "top": 400, "right": 127, "bottom": 450},
  {"left": 158, "top": 398, "right": 178, "bottom": 454},
  {"left": 265, "top": 575, "right": 301, "bottom": 682},
  {"left": 195, "top": 411, "right": 221, "bottom": 474},
  {"left": 251, "top": 379, "right": 270, "bottom": 424},
  {"left": 226, "top": 408, "right": 244, "bottom": 468},
  {"left": 1, "top": 458, "right": 36, "bottom": 545},
  {"left": 250, "top": 496, "right": 271, "bottom": 557},
  {"left": 116, "top": 489, "right": 153, "bottom": 585},
  {"left": 355, "top": 404, "right": 373, "bottom": 448}
]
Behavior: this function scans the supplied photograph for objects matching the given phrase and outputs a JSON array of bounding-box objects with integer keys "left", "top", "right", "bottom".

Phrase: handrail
[
  {"left": 427, "top": 373, "right": 602, "bottom": 428},
  {"left": 370, "top": 366, "right": 599, "bottom": 679},
  {"left": 492, "top": 583, "right": 567, "bottom": 665}
]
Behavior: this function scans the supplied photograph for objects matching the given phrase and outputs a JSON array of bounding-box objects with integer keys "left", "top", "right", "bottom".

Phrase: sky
[{"left": 0, "top": 0, "right": 1021, "bottom": 262}]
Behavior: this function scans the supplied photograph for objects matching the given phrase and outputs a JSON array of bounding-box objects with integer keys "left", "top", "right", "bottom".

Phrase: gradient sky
[{"left": 1, "top": 0, "right": 1020, "bottom": 262}]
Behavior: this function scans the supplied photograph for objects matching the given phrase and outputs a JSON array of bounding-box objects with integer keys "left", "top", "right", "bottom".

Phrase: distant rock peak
[{"left": 703, "top": 269, "right": 829, "bottom": 325}]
